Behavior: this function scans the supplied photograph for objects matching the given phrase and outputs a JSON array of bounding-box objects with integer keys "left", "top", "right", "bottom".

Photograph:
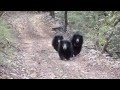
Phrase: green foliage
[
  {"left": 0, "top": 18, "right": 13, "bottom": 42},
  {"left": 56, "top": 11, "right": 120, "bottom": 58},
  {"left": 0, "top": 18, "right": 16, "bottom": 66}
]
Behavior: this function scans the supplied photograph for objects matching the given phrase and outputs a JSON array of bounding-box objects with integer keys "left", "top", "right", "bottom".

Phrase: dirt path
[{"left": 1, "top": 11, "right": 120, "bottom": 79}]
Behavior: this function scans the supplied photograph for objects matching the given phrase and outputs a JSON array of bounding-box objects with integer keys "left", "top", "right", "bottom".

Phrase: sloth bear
[
  {"left": 52, "top": 33, "right": 83, "bottom": 60},
  {"left": 71, "top": 33, "right": 83, "bottom": 56},
  {"left": 58, "top": 40, "right": 73, "bottom": 60},
  {"left": 52, "top": 35, "right": 73, "bottom": 60},
  {"left": 52, "top": 35, "right": 64, "bottom": 51}
]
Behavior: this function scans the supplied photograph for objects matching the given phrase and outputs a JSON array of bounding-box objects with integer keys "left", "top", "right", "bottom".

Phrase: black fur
[
  {"left": 71, "top": 33, "right": 83, "bottom": 56},
  {"left": 52, "top": 35, "right": 63, "bottom": 51},
  {"left": 58, "top": 40, "right": 73, "bottom": 60}
]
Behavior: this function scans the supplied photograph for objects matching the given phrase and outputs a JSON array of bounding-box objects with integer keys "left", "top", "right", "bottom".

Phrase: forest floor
[{"left": 0, "top": 11, "right": 120, "bottom": 79}]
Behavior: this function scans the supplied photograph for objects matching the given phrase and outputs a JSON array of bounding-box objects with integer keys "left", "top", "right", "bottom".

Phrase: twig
[{"left": 4, "top": 38, "right": 20, "bottom": 51}]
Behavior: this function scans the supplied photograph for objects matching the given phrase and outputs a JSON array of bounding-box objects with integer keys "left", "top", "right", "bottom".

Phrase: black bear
[
  {"left": 52, "top": 35, "right": 64, "bottom": 51},
  {"left": 71, "top": 33, "right": 83, "bottom": 56},
  {"left": 58, "top": 40, "right": 73, "bottom": 60}
]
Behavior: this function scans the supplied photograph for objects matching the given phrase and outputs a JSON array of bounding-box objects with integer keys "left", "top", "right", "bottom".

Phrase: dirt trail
[{"left": 1, "top": 11, "right": 120, "bottom": 79}]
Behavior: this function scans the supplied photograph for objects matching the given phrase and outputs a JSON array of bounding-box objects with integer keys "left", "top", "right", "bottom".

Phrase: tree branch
[
  {"left": 114, "top": 18, "right": 120, "bottom": 26},
  {"left": 102, "top": 31, "right": 114, "bottom": 54}
]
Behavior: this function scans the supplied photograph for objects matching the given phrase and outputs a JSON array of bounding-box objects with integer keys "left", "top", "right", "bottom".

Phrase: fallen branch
[{"left": 84, "top": 46, "right": 96, "bottom": 49}]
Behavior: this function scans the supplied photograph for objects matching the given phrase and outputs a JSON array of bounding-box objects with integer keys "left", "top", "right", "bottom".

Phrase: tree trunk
[
  {"left": 0, "top": 11, "right": 4, "bottom": 17},
  {"left": 64, "top": 11, "right": 68, "bottom": 32},
  {"left": 50, "top": 11, "right": 55, "bottom": 18}
]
